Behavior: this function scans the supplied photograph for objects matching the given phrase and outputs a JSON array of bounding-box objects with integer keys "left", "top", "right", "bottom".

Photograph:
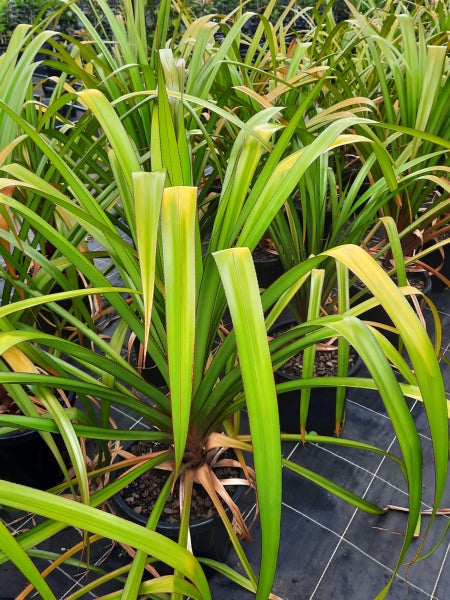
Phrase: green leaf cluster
[{"left": 0, "top": 0, "right": 448, "bottom": 599}]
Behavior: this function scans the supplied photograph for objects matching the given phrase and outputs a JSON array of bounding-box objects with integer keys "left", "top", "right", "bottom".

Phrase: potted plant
[
  {"left": 2, "top": 130, "right": 445, "bottom": 593},
  {"left": 328, "top": 1, "right": 450, "bottom": 278},
  {"left": 246, "top": 140, "right": 402, "bottom": 433},
  {"left": 0, "top": 173, "right": 448, "bottom": 598},
  {"left": 0, "top": 3, "right": 447, "bottom": 598},
  {"left": 0, "top": 379, "right": 75, "bottom": 489},
  {"left": 0, "top": 310, "right": 85, "bottom": 490}
]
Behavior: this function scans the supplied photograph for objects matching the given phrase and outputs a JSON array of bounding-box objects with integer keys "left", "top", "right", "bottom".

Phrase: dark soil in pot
[
  {"left": 0, "top": 388, "right": 73, "bottom": 489},
  {"left": 113, "top": 441, "right": 244, "bottom": 564},
  {"left": 278, "top": 340, "right": 359, "bottom": 379},
  {"left": 271, "top": 322, "right": 361, "bottom": 435}
]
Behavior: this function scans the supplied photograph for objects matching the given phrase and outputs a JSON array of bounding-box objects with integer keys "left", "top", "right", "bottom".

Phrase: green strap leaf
[
  {"left": 161, "top": 186, "right": 197, "bottom": 473},
  {"left": 300, "top": 269, "right": 324, "bottom": 439},
  {"left": 325, "top": 244, "right": 448, "bottom": 591},
  {"left": 77, "top": 89, "right": 141, "bottom": 189},
  {"left": 283, "top": 459, "right": 386, "bottom": 515},
  {"left": 0, "top": 481, "right": 211, "bottom": 600},
  {"left": 133, "top": 171, "right": 165, "bottom": 357},
  {"left": 214, "top": 247, "right": 282, "bottom": 600},
  {"left": 0, "top": 520, "right": 57, "bottom": 600}
]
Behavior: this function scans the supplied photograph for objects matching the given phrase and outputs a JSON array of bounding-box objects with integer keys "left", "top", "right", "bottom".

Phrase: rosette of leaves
[{"left": 0, "top": 78, "right": 448, "bottom": 599}]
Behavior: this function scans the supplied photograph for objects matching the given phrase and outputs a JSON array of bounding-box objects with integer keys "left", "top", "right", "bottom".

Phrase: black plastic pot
[
  {"left": 114, "top": 486, "right": 240, "bottom": 563},
  {"left": 272, "top": 322, "right": 362, "bottom": 435},
  {"left": 0, "top": 429, "right": 64, "bottom": 489},
  {"left": 113, "top": 455, "right": 243, "bottom": 563},
  {"left": 351, "top": 271, "right": 432, "bottom": 347},
  {"left": 0, "top": 392, "right": 74, "bottom": 490},
  {"left": 253, "top": 253, "right": 284, "bottom": 289}
]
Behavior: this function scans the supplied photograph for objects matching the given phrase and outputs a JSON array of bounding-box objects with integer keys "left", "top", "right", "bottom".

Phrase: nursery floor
[{"left": 1, "top": 287, "right": 449, "bottom": 600}]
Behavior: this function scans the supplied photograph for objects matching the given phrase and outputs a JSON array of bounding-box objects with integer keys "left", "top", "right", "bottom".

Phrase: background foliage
[{"left": 0, "top": 0, "right": 386, "bottom": 40}]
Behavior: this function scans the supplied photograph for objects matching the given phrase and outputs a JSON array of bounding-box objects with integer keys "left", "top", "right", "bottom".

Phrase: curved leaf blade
[
  {"left": 214, "top": 247, "right": 282, "bottom": 600},
  {"left": 161, "top": 186, "right": 197, "bottom": 473},
  {"left": 0, "top": 481, "right": 211, "bottom": 600}
]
